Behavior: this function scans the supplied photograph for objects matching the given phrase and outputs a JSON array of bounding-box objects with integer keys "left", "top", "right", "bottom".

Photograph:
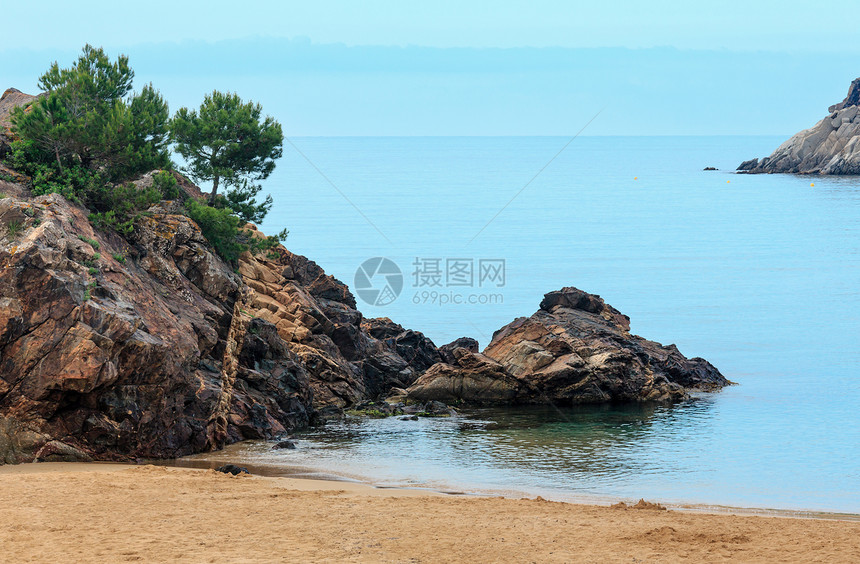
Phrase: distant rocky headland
[
  {"left": 738, "top": 78, "right": 860, "bottom": 174},
  {"left": 0, "top": 86, "right": 729, "bottom": 465}
]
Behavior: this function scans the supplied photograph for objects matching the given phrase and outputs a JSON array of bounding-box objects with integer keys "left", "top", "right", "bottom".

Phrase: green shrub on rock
[
  {"left": 184, "top": 199, "right": 244, "bottom": 263},
  {"left": 88, "top": 182, "right": 162, "bottom": 235},
  {"left": 184, "top": 198, "right": 287, "bottom": 264}
]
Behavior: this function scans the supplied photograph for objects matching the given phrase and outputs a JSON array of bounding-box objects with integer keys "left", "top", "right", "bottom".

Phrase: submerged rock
[
  {"left": 272, "top": 439, "right": 297, "bottom": 450},
  {"left": 407, "top": 287, "right": 729, "bottom": 406},
  {"left": 738, "top": 78, "right": 860, "bottom": 174}
]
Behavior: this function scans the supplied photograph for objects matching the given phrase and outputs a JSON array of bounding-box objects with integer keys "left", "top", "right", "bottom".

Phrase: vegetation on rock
[
  {"left": 3, "top": 45, "right": 288, "bottom": 264},
  {"left": 10, "top": 45, "right": 170, "bottom": 186}
]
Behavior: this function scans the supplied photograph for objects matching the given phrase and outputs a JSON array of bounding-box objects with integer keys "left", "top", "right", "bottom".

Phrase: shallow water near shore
[
  {"left": 240, "top": 136, "right": 859, "bottom": 513},
  {"left": 176, "top": 400, "right": 859, "bottom": 515}
]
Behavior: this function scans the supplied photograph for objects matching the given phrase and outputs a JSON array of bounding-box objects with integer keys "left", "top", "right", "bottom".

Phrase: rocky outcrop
[
  {"left": 0, "top": 88, "right": 37, "bottom": 159},
  {"left": 407, "top": 287, "right": 729, "bottom": 406},
  {"left": 739, "top": 78, "right": 860, "bottom": 174},
  {"left": 237, "top": 246, "right": 439, "bottom": 410},
  {"left": 0, "top": 181, "right": 438, "bottom": 463},
  {"left": 829, "top": 78, "right": 860, "bottom": 113},
  {"left": 0, "top": 194, "right": 242, "bottom": 463},
  {"left": 0, "top": 88, "right": 34, "bottom": 127}
]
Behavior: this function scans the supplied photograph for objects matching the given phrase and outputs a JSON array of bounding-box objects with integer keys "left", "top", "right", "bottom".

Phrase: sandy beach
[{"left": 0, "top": 464, "right": 857, "bottom": 563}]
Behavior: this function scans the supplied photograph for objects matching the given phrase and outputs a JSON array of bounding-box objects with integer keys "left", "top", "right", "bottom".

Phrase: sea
[{"left": 180, "top": 136, "right": 860, "bottom": 514}]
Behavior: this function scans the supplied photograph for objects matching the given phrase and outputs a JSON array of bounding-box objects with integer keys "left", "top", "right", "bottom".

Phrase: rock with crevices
[
  {"left": 407, "top": 287, "right": 729, "bottom": 406},
  {"left": 738, "top": 78, "right": 860, "bottom": 174}
]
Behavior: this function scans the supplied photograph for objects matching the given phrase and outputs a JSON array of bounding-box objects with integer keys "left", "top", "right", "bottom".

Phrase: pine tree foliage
[
  {"left": 4, "top": 45, "right": 289, "bottom": 265},
  {"left": 171, "top": 90, "right": 283, "bottom": 221},
  {"left": 11, "top": 45, "right": 170, "bottom": 179}
]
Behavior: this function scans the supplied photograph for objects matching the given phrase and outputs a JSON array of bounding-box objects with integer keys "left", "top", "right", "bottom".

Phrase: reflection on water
[
  {"left": 174, "top": 400, "right": 700, "bottom": 498},
  {"left": 287, "top": 400, "right": 724, "bottom": 495},
  {"left": 177, "top": 393, "right": 858, "bottom": 513}
]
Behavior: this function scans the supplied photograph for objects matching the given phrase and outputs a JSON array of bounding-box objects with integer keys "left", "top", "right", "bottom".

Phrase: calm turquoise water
[{"left": 235, "top": 136, "right": 860, "bottom": 513}]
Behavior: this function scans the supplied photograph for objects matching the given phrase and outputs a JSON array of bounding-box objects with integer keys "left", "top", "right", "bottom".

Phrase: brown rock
[
  {"left": 0, "top": 89, "right": 37, "bottom": 128},
  {"left": 486, "top": 287, "right": 728, "bottom": 403},
  {"left": 438, "top": 337, "right": 479, "bottom": 364},
  {"left": 407, "top": 286, "right": 729, "bottom": 407},
  {"left": 0, "top": 190, "right": 308, "bottom": 463},
  {"left": 406, "top": 350, "right": 523, "bottom": 405},
  {"left": 237, "top": 252, "right": 440, "bottom": 410}
]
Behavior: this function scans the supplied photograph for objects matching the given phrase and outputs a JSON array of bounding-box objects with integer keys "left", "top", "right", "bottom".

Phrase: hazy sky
[
  {"left": 2, "top": 0, "right": 858, "bottom": 52},
  {"left": 1, "top": 1, "right": 859, "bottom": 136}
]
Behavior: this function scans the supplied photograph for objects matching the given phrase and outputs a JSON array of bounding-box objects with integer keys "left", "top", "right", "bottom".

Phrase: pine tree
[
  {"left": 222, "top": 179, "right": 273, "bottom": 224},
  {"left": 170, "top": 90, "right": 283, "bottom": 214},
  {"left": 11, "top": 45, "right": 169, "bottom": 180}
]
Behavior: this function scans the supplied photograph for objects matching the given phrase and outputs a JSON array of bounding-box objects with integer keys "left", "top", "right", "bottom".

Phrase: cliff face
[
  {"left": 0, "top": 183, "right": 437, "bottom": 464},
  {"left": 738, "top": 78, "right": 860, "bottom": 174},
  {"left": 236, "top": 236, "right": 440, "bottom": 412}
]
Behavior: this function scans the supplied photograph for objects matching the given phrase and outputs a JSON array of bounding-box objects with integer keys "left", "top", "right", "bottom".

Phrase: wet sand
[{"left": 1, "top": 463, "right": 858, "bottom": 562}]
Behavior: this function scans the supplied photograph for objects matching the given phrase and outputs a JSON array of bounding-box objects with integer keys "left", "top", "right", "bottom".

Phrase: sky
[
  {"left": 1, "top": 1, "right": 859, "bottom": 135},
  {"left": 2, "top": 0, "right": 859, "bottom": 52}
]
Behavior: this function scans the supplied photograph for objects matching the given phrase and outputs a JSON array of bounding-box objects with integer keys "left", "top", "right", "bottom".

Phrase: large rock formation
[
  {"left": 0, "top": 182, "right": 438, "bottom": 463},
  {"left": 0, "top": 83, "right": 732, "bottom": 463},
  {"left": 405, "top": 348, "right": 523, "bottom": 405},
  {"left": 0, "top": 88, "right": 37, "bottom": 161},
  {"left": 738, "top": 78, "right": 860, "bottom": 174},
  {"left": 406, "top": 287, "right": 730, "bottom": 406}
]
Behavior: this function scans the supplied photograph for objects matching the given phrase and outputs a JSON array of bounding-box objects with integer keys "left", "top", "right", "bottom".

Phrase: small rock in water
[
  {"left": 703, "top": 166, "right": 718, "bottom": 171},
  {"left": 400, "top": 415, "right": 419, "bottom": 421},
  {"left": 216, "top": 464, "right": 249, "bottom": 476},
  {"left": 272, "top": 440, "right": 297, "bottom": 450},
  {"left": 425, "top": 400, "right": 452, "bottom": 414}
]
